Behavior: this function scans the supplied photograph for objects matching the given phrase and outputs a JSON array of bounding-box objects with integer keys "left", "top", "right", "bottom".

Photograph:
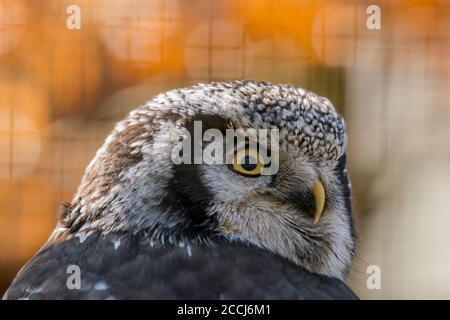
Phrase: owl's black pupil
[{"left": 241, "top": 155, "right": 257, "bottom": 171}]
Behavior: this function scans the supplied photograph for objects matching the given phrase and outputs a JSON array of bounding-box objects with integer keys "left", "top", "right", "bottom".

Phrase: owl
[{"left": 3, "top": 81, "right": 356, "bottom": 300}]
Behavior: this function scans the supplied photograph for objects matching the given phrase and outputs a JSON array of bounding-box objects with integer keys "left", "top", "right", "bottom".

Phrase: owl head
[{"left": 56, "top": 81, "right": 355, "bottom": 280}]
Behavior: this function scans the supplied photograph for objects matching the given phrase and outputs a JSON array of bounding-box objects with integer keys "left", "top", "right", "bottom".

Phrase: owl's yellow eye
[{"left": 231, "top": 148, "right": 265, "bottom": 177}]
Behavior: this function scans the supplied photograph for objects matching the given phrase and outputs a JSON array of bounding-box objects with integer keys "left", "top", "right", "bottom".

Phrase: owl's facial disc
[{"left": 169, "top": 111, "right": 354, "bottom": 279}]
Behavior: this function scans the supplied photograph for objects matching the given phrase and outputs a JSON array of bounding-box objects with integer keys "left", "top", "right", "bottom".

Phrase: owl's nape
[{"left": 3, "top": 80, "right": 356, "bottom": 300}]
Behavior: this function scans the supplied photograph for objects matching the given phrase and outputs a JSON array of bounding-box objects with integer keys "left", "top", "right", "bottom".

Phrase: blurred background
[{"left": 0, "top": 0, "right": 449, "bottom": 299}]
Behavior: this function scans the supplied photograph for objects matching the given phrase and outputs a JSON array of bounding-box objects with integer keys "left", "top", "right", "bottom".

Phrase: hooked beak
[{"left": 312, "top": 180, "right": 325, "bottom": 224}]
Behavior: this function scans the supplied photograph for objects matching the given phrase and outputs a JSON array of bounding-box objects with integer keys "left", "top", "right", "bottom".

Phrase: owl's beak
[{"left": 312, "top": 180, "right": 325, "bottom": 224}]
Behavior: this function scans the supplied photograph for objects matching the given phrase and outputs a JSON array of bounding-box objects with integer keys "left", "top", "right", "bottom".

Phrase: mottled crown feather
[{"left": 131, "top": 80, "right": 347, "bottom": 161}]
